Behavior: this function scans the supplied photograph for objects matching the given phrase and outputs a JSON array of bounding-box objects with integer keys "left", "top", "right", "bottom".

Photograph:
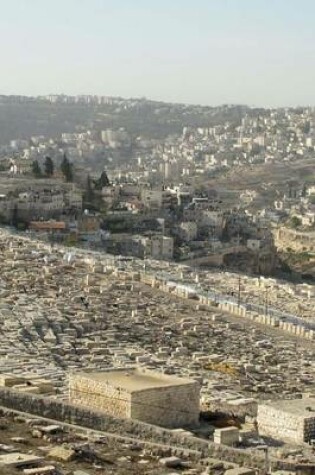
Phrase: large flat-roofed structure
[
  {"left": 69, "top": 367, "right": 200, "bottom": 428},
  {"left": 257, "top": 398, "right": 315, "bottom": 444}
]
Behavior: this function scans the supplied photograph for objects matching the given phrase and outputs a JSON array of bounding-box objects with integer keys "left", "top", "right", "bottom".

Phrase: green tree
[
  {"left": 31, "top": 160, "right": 42, "bottom": 178},
  {"left": 94, "top": 170, "right": 110, "bottom": 190},
  {"left": 290, "top": 216, "right": 302, "bottom": 229},
  {"left": 100, "top": 170, "right": 110, "bottom": 187},
  {"left": 44, "top": 156, "right": 54, "bottom": 177},
  {"left": 303, "top": 121, "right": 311, "bottom": 135},
  {"left": 11, "top": 204, "right": 19, "bottom": 228},
  {"left": 83, "top": 174, "right": 95, "bottom": 207},
  {"left": 60, "top": 154, "right": 73, "bottom": 182}
]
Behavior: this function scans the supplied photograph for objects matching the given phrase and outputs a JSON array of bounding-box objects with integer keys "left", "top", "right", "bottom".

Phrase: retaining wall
[{"left": 0, "top": 388, "right": 313, "bottom": 473}]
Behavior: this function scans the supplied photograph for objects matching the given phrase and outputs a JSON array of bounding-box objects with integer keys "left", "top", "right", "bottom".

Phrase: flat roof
[
  {"left": 74, "top": 368, "right": 197, "bottom": 392},
  {"left": 30, "top": 221, "right": 66, "bottom": 230},
  {"left": 261, "top": 398, "right": 315, "bottom": 417},
  {"left": 0, "top": 453, "right": 43, "bottom": 467}
]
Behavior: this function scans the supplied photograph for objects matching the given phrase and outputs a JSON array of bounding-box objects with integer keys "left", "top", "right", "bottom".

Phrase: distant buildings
[
  {"left": 0, "top": 184, "right": 83, "bottom": 222},
  {"left": 149, "top": 235, "right": 174, "bottom": 260}
]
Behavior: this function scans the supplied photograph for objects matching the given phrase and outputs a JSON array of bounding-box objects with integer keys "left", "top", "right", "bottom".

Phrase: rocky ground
[{"left": 0, "top": 410, "right": 209, "bottom": 475}]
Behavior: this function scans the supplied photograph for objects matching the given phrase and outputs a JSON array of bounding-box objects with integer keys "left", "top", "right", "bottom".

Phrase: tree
[
  {"left": 100, "top": 170, "right": 110, "bottom": 187},
  {"left": 290, "top": 216, "right": 302, "bottom": 229},
  {"left": 94, "top": 170, "right": 110, "bottom": 190},
  {"left": 83, "top": 174, "right": 95, "bottom": 207},
  {"left": 60, "top": 154, "right": 73, "bottom": 182},
  {"left": 11, "top": 204, "right": 19, "bottom": 228},
  {"left": 303, "top": 121, "right": 311, "bottom": 135},
  {"left": 31, "top": 160, "right": 42, "bottom": 178},
  {"left": 44, "top": 156, "right": 54, "bottom": 177}
]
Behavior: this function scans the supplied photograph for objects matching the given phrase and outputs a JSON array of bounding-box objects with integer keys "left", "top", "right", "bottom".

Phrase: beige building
[
  {"left": 150, "top": 235, "right": 174, "bottom": 260},
  {"left": 275, "top": 227, "right": 315, "bottom": 252},
  {"left": 179, "top": 222, "right": 198, "bottom": 242},
  {"left": 140, "top": 189, "right": 176, "bottom": 211},
  {"left": 257, "top": 398, "right": 315, "bottom": 444},
  {"left": 69, "top": 367, "right": 200, "bottom": 428}
]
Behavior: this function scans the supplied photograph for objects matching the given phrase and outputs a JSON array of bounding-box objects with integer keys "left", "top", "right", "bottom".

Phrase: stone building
[
  {"left": 257, "top": 398, "right": 315, "bottom": 444},
  {"left": 69, "top": 367, "right": 200, "bottom": 428},
  {"left": 275, "top": 227, "right": 315, "bottom": 252},
  {"left": 150, "top": 235, "right": 174, "bottom": 260}
]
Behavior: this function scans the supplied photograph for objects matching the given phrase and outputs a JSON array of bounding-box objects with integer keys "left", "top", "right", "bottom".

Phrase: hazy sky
[{"left": 1, "top": 0, "right": 315, "bottom": 107}]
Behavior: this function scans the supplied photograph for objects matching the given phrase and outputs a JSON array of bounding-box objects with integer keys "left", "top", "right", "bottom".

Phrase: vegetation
[
  {"left": 11, "top": 205, "right": 19, "bottom": 228},
  {"left": 0, "top": 98, "right": 252, "bottom": 147},
  {"left": 83, "top": 175, "right": 95, "bottom": 208},
  {"left": 10, "top": 205, "right": 26, "bottom": 230},
  {"left": 94, "top": 170, "right": 110, "bottom": 190},
  {"left": 60, "top": 154, "right": 73, "bottom": 182},
  {"left": 31, "top": 160, "right": 42, "bottom": 178},
  {"left": 82, "top": 171, "right": 111, "bottom": 212},
  {"left": 0, "top": 101, "right": 95, "bottom": 146},
  {"left": 44, "top": 156, "right": 54, "bottom": 177},
  {"left": 290, "top": 216, "right": 302, "bottom": 228},
  {"left": 64, "top": 235, "right": 78, "bottom": 247}
]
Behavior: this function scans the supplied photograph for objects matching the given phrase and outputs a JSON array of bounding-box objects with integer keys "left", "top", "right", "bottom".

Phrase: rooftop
[
  {"left": 261, "top": 398, "right": 315, "bottom": 418},
  {"left": 0, "top": 453, "right": 43, "bottom": 467},
  {"left": 29, "top": 221, "right": 66, "bottom": 230},
  {"left": 73, "top": 368, "right": 197, "bottom": 392}
]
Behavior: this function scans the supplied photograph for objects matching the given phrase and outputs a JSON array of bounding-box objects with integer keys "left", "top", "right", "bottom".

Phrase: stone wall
[
  {"left": 70, "top": 372, "right": 199, "bottom": 429},
  {"left": 204, "top": 398, "right": 258, "bottom": 420},
  {"left": 257, "top": 404, "right": 305, "bottom": 444},
  {"left": 304, "top": 417, "right": 315, "bottom": 444},
  {"left": 69, "top": 373, "right": 131, "bottom": 419},
  {"left": 217, "top": 302, "right": 314, "bottom": 341},
  {"left": 275, "top": 227, "right": 315, "bottom": 253},
  {"left": 0, "top": 387, "right": 313, "bottom": 474},
  {"left": 131, "top": 383, "right": 200, "bottom": 428}
]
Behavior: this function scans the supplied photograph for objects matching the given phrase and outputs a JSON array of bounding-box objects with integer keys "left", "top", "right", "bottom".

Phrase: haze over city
[{"left": 1, "top": 0, "right": 315, "bottom": 106}]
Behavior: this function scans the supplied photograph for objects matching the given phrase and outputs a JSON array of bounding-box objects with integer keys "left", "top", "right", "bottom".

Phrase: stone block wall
[
  {"left": 257, "top": 404, "right": 305, "bottom": 443},
  {"left": 70, "top": 373, "right": 199, "bottom": 429},
  {"left": 217, "top": 303, "right": 313, "bottom": 341},
  {"left": 131, "top": 383, "right": 200, "bottom": 428},
  {"left": 303, "top": 416, "right": 315, "bottom": 443},
  {"left": 0, "top": 387, "right": 314, "bottom": 473},
  {"left": 69, "top": 374, "right": 131, "bottom": 419}
]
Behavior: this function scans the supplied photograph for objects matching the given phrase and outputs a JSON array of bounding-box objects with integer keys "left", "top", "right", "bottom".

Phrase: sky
[{"left": 1, "top": 0, "right": 315, "bottom": 107}]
